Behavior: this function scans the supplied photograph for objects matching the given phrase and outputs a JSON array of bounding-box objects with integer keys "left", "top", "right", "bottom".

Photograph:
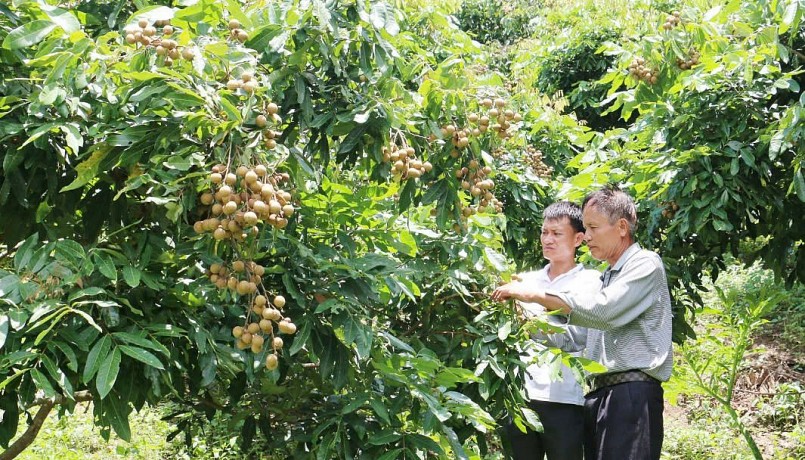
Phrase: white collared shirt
[{"left": 517, "top": 263, "right": 602, "bottom": 405}]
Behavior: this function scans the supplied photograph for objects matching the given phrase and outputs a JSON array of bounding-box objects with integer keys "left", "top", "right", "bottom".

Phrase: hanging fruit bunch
[
  {"left": 662, "top": 11, "right": 682, "bottom": 31},
  {"left": 660, "top": 200, "right": 679, "bottom": 219},
  {"left": 123, "top": 18, "right": 196, "bottom": 67},
  {"left": 195, "top": 162, "right": 298, "bottom": 371},
  {"left": 478, "top": 97, "right": 522, "bottom": 140},
  {"left": 194, "top": 163, "right": 295, "bottom": 236},
  {"left": 260, "top": 103, "right": 283, "bottom": 149},
  {"left": 627, "top": 57, "right": 659, "bottom": 85},
  {"left": 676, "top": 48, "right": 700, "bottom": 70},
  {"left": 524, "top": 146, "right": 553, "bottom": 179},
  {"left": 227, "top": 18, "right": 249, "bottom": 43},
  {"left": 455, "top": 158, "right": 503, "bottom": 219},
  {"left": 381, "top": 131, "right": 433, "bottom": 181}
]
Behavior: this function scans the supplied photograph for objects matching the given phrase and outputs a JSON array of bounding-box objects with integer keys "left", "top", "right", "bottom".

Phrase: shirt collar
[
  {"left": 608, "top": 242, "right": 642, "bottom": 273},
  {"left": 541, "top": 262, "right": 584, "bottom": 282}
]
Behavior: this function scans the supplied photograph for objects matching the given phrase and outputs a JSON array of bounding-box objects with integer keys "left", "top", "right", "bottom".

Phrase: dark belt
[{"left": 588, "top": 370, "right": 659, "bottom": 393}]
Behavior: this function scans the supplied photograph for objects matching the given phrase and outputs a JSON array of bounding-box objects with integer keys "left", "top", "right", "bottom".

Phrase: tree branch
[
  {"left": 28, "top": 391, "right": 93, "bottom": 408},
  {"left": 1, "top": 392, "right": 95, "bottom": 460},
  {"left": 0, "top": 399, "right": 54, "bottom": 460}
]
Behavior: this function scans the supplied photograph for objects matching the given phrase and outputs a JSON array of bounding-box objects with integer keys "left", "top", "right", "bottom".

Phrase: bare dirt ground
[{"left": 665, "top": 320, "right": 805, "bottom": 458}]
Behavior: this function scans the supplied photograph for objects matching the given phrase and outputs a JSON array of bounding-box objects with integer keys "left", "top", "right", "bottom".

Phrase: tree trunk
[
  {"left": 0, "top": 392, "right": 94, "bottom": 460},
  {"left": 0, "top": 399, "right": 54, "bottom": 460}
]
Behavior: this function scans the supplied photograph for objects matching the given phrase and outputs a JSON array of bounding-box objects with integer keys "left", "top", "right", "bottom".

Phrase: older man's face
[{"left": 582, "top": 205, "right": 625, "bottom": 265}]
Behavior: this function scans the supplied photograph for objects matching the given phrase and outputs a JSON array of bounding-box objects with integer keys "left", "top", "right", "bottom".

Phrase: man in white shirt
[{"left": 501, "top": 201, "right": 602, "bottom": 460}]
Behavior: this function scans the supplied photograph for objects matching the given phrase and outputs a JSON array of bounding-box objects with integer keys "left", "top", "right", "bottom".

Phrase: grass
[{"left": 14, "top": 403, "right": 173, "bottom": 460}]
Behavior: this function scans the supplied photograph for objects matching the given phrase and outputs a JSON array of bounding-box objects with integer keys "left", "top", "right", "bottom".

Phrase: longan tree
[{"left": 0, "top": 1, "right": 581, "bottom": 457}]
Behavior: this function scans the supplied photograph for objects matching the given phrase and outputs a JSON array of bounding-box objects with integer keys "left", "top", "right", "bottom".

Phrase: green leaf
[
  {"left": 381, "top": 331, "right": 414, "bottom": 353},
  {"left": 84, "top": 335, "right": 112, "bottom": 383},
  {"left": 34, "top": 308, "right": 71, "bottom": 345},
  {"left": 794, "top": 169, "right": 805, "bottom": 202},
  {"left": 35, "top": 202, "right": 52, "bottom": 223},
  {"left": 41, "top": 355, "right": 73, "bottom": 398},
  {"left": 122, "top": 266, "right": 141, "bottom": 288},
  {"left": 368, "top": 429, "right": 402, "bottom": 446},
  {"left": 93, "top": 251, "right": 117, "bottom": 282},
  {"left": 484, "top": 247, "right": 509, "bottom": 272},
  {"left": 376, "top": 449, "right": 403, "bottom": 460},
  {"left": 105, "top": 392, "right": 132, "bottom": 441},
  {"left": 119, "top": 345, "right": 164, "bottom": 369},
  {"left": 112, "top": 332, "right": 167, "bottom": 355},
  {"left": 30, "top": 368, "right": 56, "bottom": 398},
  {"left": 40, "top": 5, "right": 81, "bottom": 34},
  {"left": 2, "top": 20, "right": 57, "bottom": 50},
  {"left": 769, "top": 130, "right": 785, "bottom": 160},
  {"left": 96, "top": 347, "right": 121, "bottom": 399},
  {"left": 0, "top": 316, "right": 8, "bottom": 351},
  {"left": 779, "top": 2, "right": 799, "bottom": 35},
  {"left": 341, "top": 392, "right": 369, "bottom": 414},
  {"left": 53, "top": 341, "right": 79, "bottom": 373},
  {"left": 370, "top": 397, "right": 391, "bottom": 424},
  {"left": 405, "top": 433, "right": 444, "bottom": 453},
  {"left": 13, "top": 233, "right": 40, "bottom": 271},
  {"left": 61, "top": 146, "right": 112, "bottom": 192},
  {"left": 288, "top": 321, "right": 310, "bottom": 356},
  {"left": 497, "top": 321, "right": 512, "bottom": 341},
  {"left": 436, "top": 367, "right": 481, "bottom": 388},
  {"left": 129, "top": 5, "right": 175, "bottom": 26}
]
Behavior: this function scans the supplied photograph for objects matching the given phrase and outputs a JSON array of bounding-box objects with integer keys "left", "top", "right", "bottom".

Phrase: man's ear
[
  {"left": 574, "top": 231, "right": 584, "bottom": 247},
  {"left": 617, "top": 218, "right": 629, "bottom": 236}
]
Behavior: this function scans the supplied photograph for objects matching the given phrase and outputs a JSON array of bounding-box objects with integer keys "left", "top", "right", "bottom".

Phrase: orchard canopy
[{"left": 0, "top": 0, "right": 803, "bottom": 458}]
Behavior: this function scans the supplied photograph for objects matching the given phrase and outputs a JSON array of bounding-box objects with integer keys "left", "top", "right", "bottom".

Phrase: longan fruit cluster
[
  {"left": 628, "top": 58, "right": 659, "bottom": 85},
  {"left": 662, "top": 11, "right": 682, "bottom": 31},
  {"left": 382, "top": 145, "right": 433, "bottom": 181},
  {"left": 231, "top": 293, "right": 298, "bottom": 370},
  {"left": 227, "top": 19, "right": 249, "bottom": 43},
  {"left": 256, "top": 103, "right": 282, "bottom": 149},
  {"left": 193, "top": 163, "right": 296, "bottom": 239},
  {"left": 524, "top": 146, "right": 553, "bottom": 179},
  {"left": 123, "top": 18, "right": 195, "bottom": 67},
  {"left": 477, "top": 97, "right": 522, "bottom": 140},
  {"left": 206, "top": 260, "right": 265, "bottom": 294},
  {"left": 455, "top": 158, "right": 503, "bottom": 216},
  {"left": 660, "top": 201, "right": 679, "bottom": 219},
  {"left": 676, "top": 49, "right": 700, "bottom": 70},
  {"left": 435, "top": 124, "right": 475, "bottom": 160},
  {"left": 226, "top": 71, "right": 260, "bottom": 94}
]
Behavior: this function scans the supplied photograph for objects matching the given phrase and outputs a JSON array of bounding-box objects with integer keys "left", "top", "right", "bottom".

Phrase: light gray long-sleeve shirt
[{"left": 546, "top": 243, "right": 674, "bottom": 382}]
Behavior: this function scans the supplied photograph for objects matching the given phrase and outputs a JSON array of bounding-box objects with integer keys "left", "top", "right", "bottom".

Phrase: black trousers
[
  {"left": 583, "top": 380, "right": 664, "bottom": 460},
  {"left": 505, "top": 400, "right": 584, "bottom": 460}
]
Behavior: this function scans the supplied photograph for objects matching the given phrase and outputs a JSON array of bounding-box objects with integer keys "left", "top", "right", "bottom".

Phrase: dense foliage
[
  {"left": 454, "top": 0, "right": 538, "bottom": 45},
  {"left": 0, "top": 0, "right": 585, "bottom": 457},
  {"left": 1, "top": 0, "right": 804, "bottom": 458}
]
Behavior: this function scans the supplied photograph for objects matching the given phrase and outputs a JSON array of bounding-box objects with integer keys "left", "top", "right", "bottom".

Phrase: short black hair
[
  {"left": 543, "top": 201, "right": 585, "bottom": 233},
  {"left": 582, "top": 184, "right": 637, "bottom": 237}
]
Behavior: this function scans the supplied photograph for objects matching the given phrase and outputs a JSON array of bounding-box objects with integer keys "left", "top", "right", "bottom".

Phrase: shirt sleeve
[
  {"left": 534, "top": 322, "right": 587, "bottom": 352},
  {"left": 528, "top": 269, "right": 598, "bottom": 351},
  {"left": 549, "top": 254, "right": 663, "bottom": 330}
]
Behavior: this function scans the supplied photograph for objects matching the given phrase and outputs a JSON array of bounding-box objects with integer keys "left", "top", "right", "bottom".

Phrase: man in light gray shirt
[{"left": 492, "top": 185, "right": 673, "bottom": 460}]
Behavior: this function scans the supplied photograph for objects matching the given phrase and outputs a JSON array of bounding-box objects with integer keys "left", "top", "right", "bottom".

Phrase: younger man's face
[{"left": 541, "top": 217, "right": 584, "bottom": 263}]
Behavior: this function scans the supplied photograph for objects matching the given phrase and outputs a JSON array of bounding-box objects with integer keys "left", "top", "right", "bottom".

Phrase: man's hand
[
  {"left": 491, "top": 280, "right": 571, "bottom": 314},
  {"left": 491, "top": 281, "right": 532, "bottom": 302}
]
